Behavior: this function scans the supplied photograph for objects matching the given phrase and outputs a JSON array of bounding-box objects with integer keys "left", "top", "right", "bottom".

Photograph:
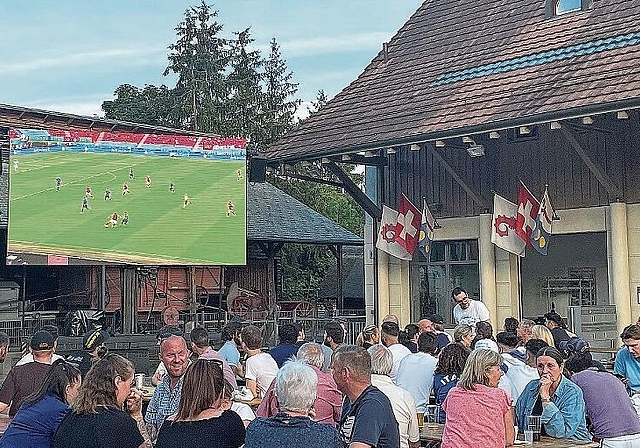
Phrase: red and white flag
[
  {"left": 375, "top": 195, "right": 422, "bottom": 260},
  {"left": 491, "top": 193, "right": 526, "bottom": 257},
  {"left": 516, "top": 181, "right": 540, "bottom": 247}
]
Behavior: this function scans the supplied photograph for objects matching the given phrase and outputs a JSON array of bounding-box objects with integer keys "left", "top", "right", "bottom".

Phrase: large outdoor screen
[{"left": 7, "top": 128, "right": 246, "bottom": 265}]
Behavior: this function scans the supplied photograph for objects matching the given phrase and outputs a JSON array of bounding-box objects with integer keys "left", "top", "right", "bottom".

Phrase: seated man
[
  {"left": 189, "top": 326, "right": 237, "bottom": 388},
  {"left": 257, "top": 342, "right": 342, "bottom": 426},
  {"left": 0, "top": 330, "right": 56, "bottom": 416},
  {"left": 16, "top": 325, "right": 64, "bottom": 366},
  {"left": 241, "top": 325, "right": 279, "bottom": 399},
  {"left": 614, "top": 324, "right": 640, "bottom": 393},
  {"left": 396, "top": 332, "right": 439, "bottom": 413},
  {"left": 245, "top": 360, "right": 341, "bottom": 448},
  {"left": 269, "top": 323, "right": 299, "bottom": 368},
  {"left": 333, "top": 344, "right": 400, "bottom": 448},
  {"left": 218, "top": 322, "right": 242, "bottom": 375},
  {"left": 567, "top": 351, "right": 640, "bottom": 445},
  {"left": 368, "top": 345, "right": 420, "bottom": 448},
  {"left": 66, "top": 328, "right": 109, "bottom": 377}
]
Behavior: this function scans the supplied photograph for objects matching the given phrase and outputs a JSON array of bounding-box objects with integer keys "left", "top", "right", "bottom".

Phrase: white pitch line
[{"left": 11, "top": 164, "right": 132, "bottom": 201}]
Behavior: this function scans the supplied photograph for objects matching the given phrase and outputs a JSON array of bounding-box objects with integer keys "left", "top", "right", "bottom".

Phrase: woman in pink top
[{"left": 441, "top": 349, "right": 515, "bottom": 448}]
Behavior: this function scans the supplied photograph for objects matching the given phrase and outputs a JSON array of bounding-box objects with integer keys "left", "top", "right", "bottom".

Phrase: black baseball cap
[
  {"left": 30, "top": 330, "right": 55, "bottom": 351},
  {"left": 83, "top": 329, "right": 110, "bottom": 351}
]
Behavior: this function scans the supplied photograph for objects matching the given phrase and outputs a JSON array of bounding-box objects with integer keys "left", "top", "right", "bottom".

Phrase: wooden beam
[
  {"left": 560, "top": 127, "right": 623, "bottom": 199},
  {"left": 327, "top": 161, "right": 382, "bottom": 219},
  {"left": 328, "top": 154, "right": 388, "bottom": 166},
  {"left": 274, "top": 172, "right": 343, "bottom": 188},
  {"left": 425, "top": 144, "right": 489, "bottom": 210}
]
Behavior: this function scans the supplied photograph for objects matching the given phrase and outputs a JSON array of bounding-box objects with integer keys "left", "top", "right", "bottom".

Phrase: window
[
  {"left": 410, "top": 240, "right": 479, "bottom": 324},
  {"left": 556, "top": 0, "right": 581, "bottom": 14},
  {"left": 546, "top": 0, "right": 592, "bottom": 17}
]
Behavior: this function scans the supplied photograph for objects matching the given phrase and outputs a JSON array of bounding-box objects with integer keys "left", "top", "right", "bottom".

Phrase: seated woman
[
  {"left": 515, "top": 346, "right": 591, "bottom": 442},
  {"left": 245, "top": 360, "right": 341, "bottom": 448},
  {"left": 566, "top": 351, "right": 640, "bottom": 446},
  {"left": 433, "top": 343, "right": 470, "bottom": 422},
  {"left": 453, "top": 324, "right": 474, "bottom": 348},
  {"left": 155, "top": 356, "right": 246, "bottom": 448},
  {"left": 441, "top": 349, "right": 515, "bottom": 448},
  {"left": 0, "top": 360, "right": 81, "bottom": 448},
  {"left": 52, "top": 353, "right": 152, "bottom": 448},
  {"left": 531, "top": 324, "right": 555, "bottom": 348}
]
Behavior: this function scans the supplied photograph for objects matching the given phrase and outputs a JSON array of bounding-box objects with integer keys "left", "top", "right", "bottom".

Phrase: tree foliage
[{"left": 101, "top": 2, "right": 365, "bottom": 307}]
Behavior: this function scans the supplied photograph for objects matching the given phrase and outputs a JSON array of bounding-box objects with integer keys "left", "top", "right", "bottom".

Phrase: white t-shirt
[
  {"left": 474, "top": 339, "right": 499, "bottom": 353},
  {"left": 231, "top": 401, "right": 255, "bottom": 423},
  {"left": 453, "top": 299, "right": 490, "bottom": 326},
  {"left": 371, "top": 374, "right": 420, "bottom": 448},
  {"left": 244, "top": 352, "right": 279, "bottom": 398},
  {"left": 15, "top": 353, "right": 64, "bottom": 366},
  {"left": 387, "top": 343, "right": 411, "bottom": 382}
]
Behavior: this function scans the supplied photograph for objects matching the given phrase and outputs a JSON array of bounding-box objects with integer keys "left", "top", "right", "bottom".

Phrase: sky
[{"left": 0, "top": 1, "right": 422, "bottom": 118}]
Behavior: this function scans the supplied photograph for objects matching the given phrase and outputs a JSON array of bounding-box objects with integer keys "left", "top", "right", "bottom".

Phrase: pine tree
[
  {"left": 261, "top": 38, "right": 301, "bottom": 149},
  {"left": 306, "top": 89, "right": 328, "bottom": 117},
  {"left": 164, "top": 1, "right": 230, "bottom": 132},
  {"left": 226, "top": 28, "right": 265, "bottom": 147}
]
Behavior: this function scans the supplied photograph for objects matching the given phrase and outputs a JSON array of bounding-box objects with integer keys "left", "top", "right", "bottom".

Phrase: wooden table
[{"left": 419, "top": 424, "right": 599, "bottom": 447}]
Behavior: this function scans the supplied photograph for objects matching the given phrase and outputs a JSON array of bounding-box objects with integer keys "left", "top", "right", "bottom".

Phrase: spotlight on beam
[
  {"left": 321, "top": 157, "right": 330, "bottom": 164},
  {"left": 410, "top": 143, "right": 420, "bottom": 151},
  {"left": 617, "top": 111, "right": 629, "bottom": 120},
  {"left": 341, "top": 154, "right": 352, "bottom": 161},
  {"left": 462, "top": 136, "right": 475, "bottom": 144},
  {"left": 582, "top": 116, "right": 594, "bottom": 125},
  {"left": 489, "top": 131, "right": 500, "bottom": 139},
  {"left": 466, "top": 144, "right": 485, "bottom": 158},
  {"left": 435, "top": 140, "right": 445, "bottom": 148},
  {"left": 550, "top": 121, "right": 561, "bottom": 130},
  {"left": 386, "top": 147, "right": 396, "bottom": 155},
  {"left": 519, "top": 126, "right": 531, "bottom": 135}
]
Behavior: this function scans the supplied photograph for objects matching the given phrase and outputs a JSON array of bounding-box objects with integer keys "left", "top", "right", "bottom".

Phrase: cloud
[
  {"left": 0, "top": 47, "right": 166, "bottom": 76},
  {"left": 278, "top": 31, "right": 393, "bottom": 57},
  {"left": 23, "top": 95, "right": 111, "bottom": 117}
]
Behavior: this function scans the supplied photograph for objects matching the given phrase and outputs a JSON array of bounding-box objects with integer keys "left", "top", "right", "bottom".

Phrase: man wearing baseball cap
[
  {"left": 0, "top": 330, "right": 55, "bottom": 416},
  {"left": 66, "top": 328, "right": 110, "bottom": 377}
]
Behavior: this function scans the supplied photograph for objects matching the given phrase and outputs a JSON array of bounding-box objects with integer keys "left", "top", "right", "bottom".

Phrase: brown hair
[
  {"left": 434, "top": 342, "right": 470, "bottom": 375},
  {"left": 331, "top": 344, "right": 371, "bottom": 382},
  {"left": 71, "top": 354, "right": 134, "bottom": 414},
  {"left": 175, "top": 358, "right": 224, "bottom": 421},
  {"left": 621, "top": 324, "right": 640, "bottom": 341},
  {"left": 241, "top": 325, "right": 263, "bottom": 350}
]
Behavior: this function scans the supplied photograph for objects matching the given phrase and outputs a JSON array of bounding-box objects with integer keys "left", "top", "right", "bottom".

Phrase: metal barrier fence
[
  {"left": 0, "top": 317, "right": 58, "bottom": 351},
  {"left": 193, "top": 308, "right": 366, "bottom": 347}
]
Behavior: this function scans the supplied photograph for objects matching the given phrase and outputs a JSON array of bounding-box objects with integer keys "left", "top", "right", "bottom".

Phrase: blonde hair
[
  {"left": 457, "top": 349, "right": 503, "bottom": 390},
  {"left": 453, "top": 324, "right": 474, "bottom": 343},
  {"left": 531, "top": 324, "right": 555, "bottom": 347}
]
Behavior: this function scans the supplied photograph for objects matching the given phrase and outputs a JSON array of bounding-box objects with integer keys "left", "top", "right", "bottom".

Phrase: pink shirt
[
  {"left": 256, "top": 365, "right": 342, "bottom": 425},
  {"left": 441, "top": 384, "right": 511, "bottom": 448}
]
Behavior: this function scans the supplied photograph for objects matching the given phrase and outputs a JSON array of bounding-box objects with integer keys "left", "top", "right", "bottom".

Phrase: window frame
[{"left": 545, "top": 0, "right": 592, "bottom": 18}]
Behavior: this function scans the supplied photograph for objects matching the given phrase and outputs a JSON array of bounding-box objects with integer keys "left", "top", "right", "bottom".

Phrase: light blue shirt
[
  {"left": 217, "top": 340, "right": 240, "bottom": 367},
  {"left": 515, "top": 376, "right": 591, "bottom": 442},
  {"left": 614, "top": 346, "right": 640, "bottom": 393},
  {"left": 144, "top": 374, "right": 184, "bottom": 430},
  {"left": 395, "top": 352, "right": 437, "bottom": 413}
]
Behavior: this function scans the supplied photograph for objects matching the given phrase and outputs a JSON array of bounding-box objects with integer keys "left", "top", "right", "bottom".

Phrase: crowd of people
[{"left": 0, "top": 286, "right": 640, "bottom": 447}]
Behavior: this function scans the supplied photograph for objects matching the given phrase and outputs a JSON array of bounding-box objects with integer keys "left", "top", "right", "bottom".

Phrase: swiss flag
[
  {"left": 396, "top": 194, "right": 422, "bottom": 255},
  {"left": 516, "top": 181, "right": 540, "bottom": 246}
]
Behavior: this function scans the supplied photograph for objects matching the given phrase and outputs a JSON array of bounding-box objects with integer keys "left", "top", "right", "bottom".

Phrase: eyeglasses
[{"left": 454, "top": 295, "right": 470, "bottom": 304}]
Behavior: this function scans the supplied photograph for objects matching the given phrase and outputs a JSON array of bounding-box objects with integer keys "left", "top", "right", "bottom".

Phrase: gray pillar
[{"left": 121, "top": 267, "right": 138, "bottom": 334}]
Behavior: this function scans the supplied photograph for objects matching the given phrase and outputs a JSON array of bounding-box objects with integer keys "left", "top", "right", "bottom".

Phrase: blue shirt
[
  {"left": 0, "top": 393, "right": 69, "bottom": 448},
  {"left": 515, "top": 376, "right": 591, "bottom": 442},
  {"left": 145, "top": 374, "right": 184, "bottom": 430},
  {"left": 245, "top": 414, "right": 340, "bottom": 448},
  {"left": 268, "top": 343, "right": 298, "bottom": 368},
  {"left": 396, "top": 352, "right": 438, "bottom": 413},
  {"left": 614, "top": 346, "right": 640, "bottom": 393},
  {"left": 218, "top": 340, "right": 240, "bottom": 367}
]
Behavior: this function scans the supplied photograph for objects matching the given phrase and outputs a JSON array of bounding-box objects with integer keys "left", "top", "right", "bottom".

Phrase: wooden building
[{"left": 265, "top": 0, "right": 640, "bottom": 345}]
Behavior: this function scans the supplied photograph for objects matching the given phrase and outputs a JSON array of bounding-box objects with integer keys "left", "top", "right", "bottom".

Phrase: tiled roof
[
  {"left": 267, "top": 0, "right": 640, "bottom": 162},
  {"left": 247, "top": 182, "right": 362, "bottom": 246}
]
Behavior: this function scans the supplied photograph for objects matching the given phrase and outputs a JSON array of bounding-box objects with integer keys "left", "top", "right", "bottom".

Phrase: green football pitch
[{"left": 8, "top": 151, "right": 246, "bottom": 264}]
